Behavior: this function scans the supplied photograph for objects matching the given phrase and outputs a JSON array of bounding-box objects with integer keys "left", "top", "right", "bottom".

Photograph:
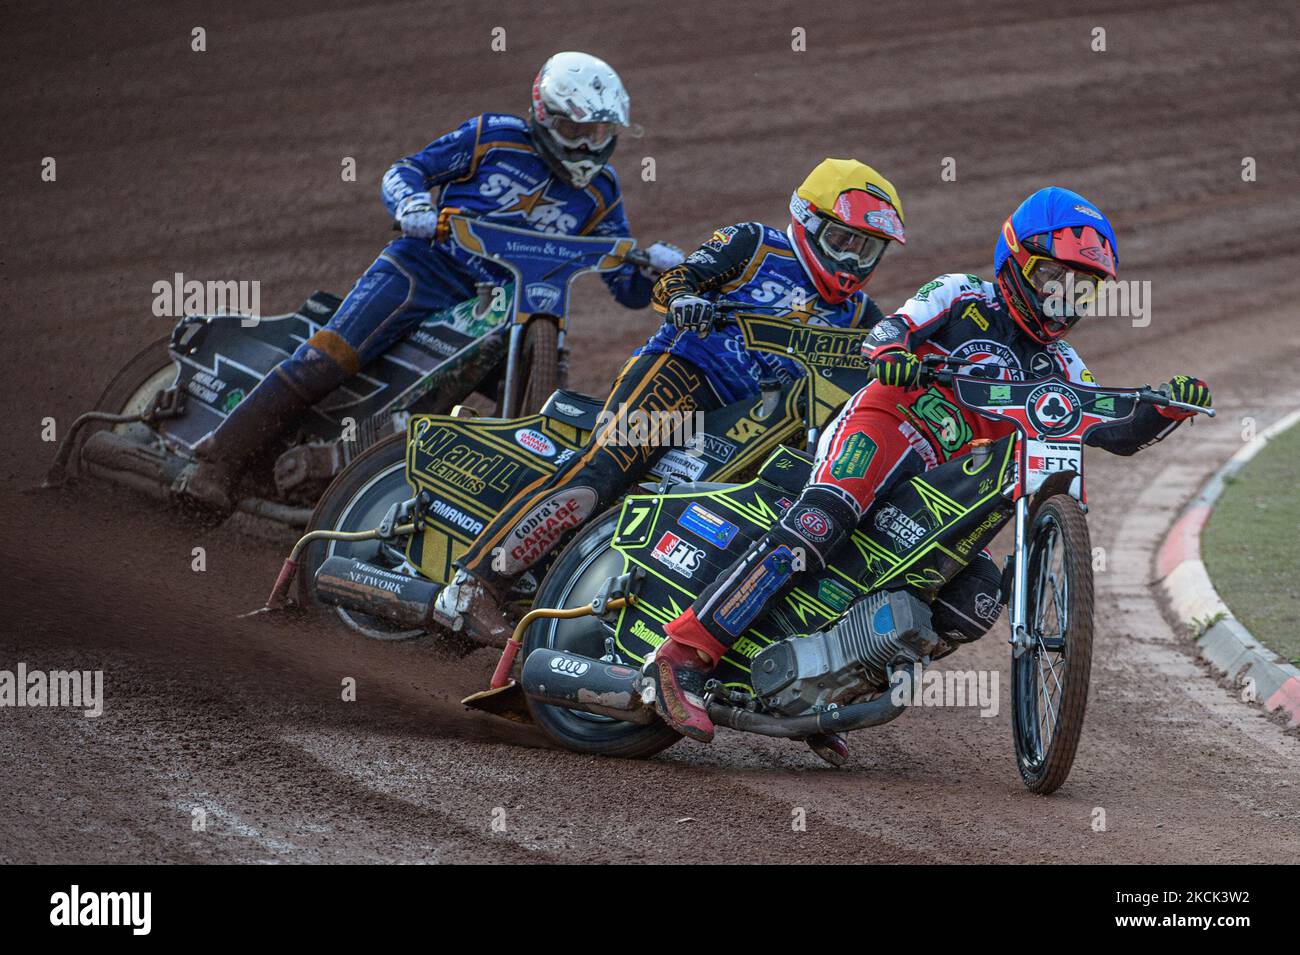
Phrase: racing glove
[
  {"left": 640, "top": 242, "right": 685, "bottom": 280},
  {"left": 396, "top": 192, "right": 440, "bottom": 239},
  {"left": 869, "top": 349, "right": 921, "bottom": 388},
  {"left": 669, "top": 294, "right": 715, "bottom": 338},
  {"left": 1156, "top": 374, "right": 1212, "bottom": 419}
]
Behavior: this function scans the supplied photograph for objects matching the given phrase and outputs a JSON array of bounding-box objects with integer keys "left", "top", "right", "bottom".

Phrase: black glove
[
  {"left": 869, "top": 349, "right": 921, "bottom": 388},
  {"left": 669, "top": 294, "right": 715, "bottom": 338}
]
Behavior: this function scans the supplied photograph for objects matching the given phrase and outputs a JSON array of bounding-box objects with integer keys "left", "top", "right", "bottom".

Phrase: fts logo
[{"left": 651, "top": 532, "right": 705, "bottom": 578}]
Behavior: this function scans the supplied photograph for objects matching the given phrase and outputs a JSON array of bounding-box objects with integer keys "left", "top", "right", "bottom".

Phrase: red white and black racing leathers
[{"left": 663, "top": 272, "right": 1191, "bottom": 664}]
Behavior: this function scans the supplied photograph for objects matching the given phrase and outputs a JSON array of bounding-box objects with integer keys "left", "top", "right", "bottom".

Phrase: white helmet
[{"left": 529, "top": 52, "right": 631, "bottom": 188}]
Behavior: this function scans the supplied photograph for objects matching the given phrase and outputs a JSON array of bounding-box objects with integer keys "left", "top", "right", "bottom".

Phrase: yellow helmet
[{"left": 790, "top": 158, "right": 905, "bottom": 302}]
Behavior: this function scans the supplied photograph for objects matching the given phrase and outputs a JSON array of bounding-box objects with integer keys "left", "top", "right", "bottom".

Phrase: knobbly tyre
[
  {"left": 473, "top": 349, "right": 1213, "bottom": 792},
  {"left": 44, "top": 214, "right": 649, "bottom": 524},
  {"left": 261, "top": 305, "right": 871, "bottom": 641}
]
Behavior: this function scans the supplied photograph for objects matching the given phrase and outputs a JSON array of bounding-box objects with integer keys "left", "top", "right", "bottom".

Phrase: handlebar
[{"left": 910, "top": 354, "right": 1214, "bottom": 417}]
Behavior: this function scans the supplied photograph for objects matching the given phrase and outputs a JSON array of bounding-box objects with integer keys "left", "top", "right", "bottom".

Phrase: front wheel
[
  {"left": 1011, "top": 493, "right": 1094, "bottom": 794},
  {"left": 523, "top": 509, "right": 681, "bottom": 758},
  {"left": 511, "top": 316, "right": 560, "bottom": 416}
]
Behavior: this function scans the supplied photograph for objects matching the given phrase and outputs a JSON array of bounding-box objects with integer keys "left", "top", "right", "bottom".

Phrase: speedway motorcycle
[
  {"left": 271, "top": 306, "right": 858, "bottom": 640},
  {"left": 45, "top": 214, "right": 649, "bottom": 524},
  {"left": 489, "top": 348, "right": 1213, "bottom": 792}
]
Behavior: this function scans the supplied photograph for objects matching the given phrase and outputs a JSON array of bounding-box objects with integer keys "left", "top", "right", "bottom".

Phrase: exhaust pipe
[
  {"left": 519, "top": 648, "right": 655, "bottom": 724},
  {"left": 707, "top": 663, "right": 916, "bottom": 739},
  {"left": 314, "top": 556, "right": 439, "bottom": 630},
  {"left": 79, "top": 429, "right": 187, "bottom": 500}
]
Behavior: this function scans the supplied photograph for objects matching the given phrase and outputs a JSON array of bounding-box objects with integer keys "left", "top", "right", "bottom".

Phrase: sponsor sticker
[
  {"left": 525, "top": 282, "right": 562, "bottom": 313},
  {"left": 653, "top": 449, "right": 707, "bottom": 483},
  {"left": 817, "top": 578, "right": 855, "bottom": 613},
  {"left": 677, "top": 502, "right": 738, "bottom": 548},
  {"left": 505, "top": 488, "right": 595, "bottom": 570},
  {"left": 514, "top": 428, "right": 557, "bottom": 457},
  {"left": 1026, "top": 384, "right": 1082, "bottom": 436},
  {"left": 651, "top": 531, "right": 705, "bottom": 578},
  {"left": 794, "top": 506, "right": 833, "bottom": 543},
  {"left": 829, "top": 432, "right": 877, "bottom": 480},
  {"left": 873, "top": 503, "right": 927, "bottom": 549},
  {"left": 713, "top": 547, "right": 795, "bottom": 636}
]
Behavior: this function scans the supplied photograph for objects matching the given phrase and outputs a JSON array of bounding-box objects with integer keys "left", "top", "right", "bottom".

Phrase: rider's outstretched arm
[
  {"left": 1085, "top": 402, "right": 1187, "bottom": 456},
  {"left": 651, "top": 222, "right": 767, "bottom": 314},
  {"left": 380, "top": 115, "right": 489, "bottom": 218},
  {"left": 585, "top": 166, "right": 656, "bottom": 309}
]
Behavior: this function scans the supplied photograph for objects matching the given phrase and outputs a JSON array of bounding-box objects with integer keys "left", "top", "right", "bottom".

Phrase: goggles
[
  {"left": 818, "top": 220, "right": 889, "bottom": 271},
  {"left": 548, "top": 116, "right": 618, "bottom": 151}
]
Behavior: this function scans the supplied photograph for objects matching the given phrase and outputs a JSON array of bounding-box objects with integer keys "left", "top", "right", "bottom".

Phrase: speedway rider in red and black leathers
[
  {"left": 650, "top": 186, "right": 1213, "bottom": 745},
  {"left": 434, "top": 159, "right": 902, "bottom": 644}
]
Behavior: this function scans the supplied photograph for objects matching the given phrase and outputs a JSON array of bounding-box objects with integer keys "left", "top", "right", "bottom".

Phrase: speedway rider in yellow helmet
[{"left": 432, "top": 159, "right": 906, "bottom": 645}]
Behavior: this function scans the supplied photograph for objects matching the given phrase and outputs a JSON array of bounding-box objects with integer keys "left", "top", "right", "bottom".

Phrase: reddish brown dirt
[{"left": 2, "top": 0, "right": 1297, "bottom": 863}]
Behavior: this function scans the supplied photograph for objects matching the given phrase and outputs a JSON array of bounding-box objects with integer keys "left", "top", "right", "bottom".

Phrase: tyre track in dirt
[{"left": 2, "top": 1, "right": 1297, "bottom": 862}]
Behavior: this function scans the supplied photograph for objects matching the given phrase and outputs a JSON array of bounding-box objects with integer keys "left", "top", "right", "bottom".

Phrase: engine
[{"left": 749, "top": 590, "right": 938, "bottom": 717}]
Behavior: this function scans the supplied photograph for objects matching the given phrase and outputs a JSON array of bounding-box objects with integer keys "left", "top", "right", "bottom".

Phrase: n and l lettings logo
[{"left": 49, "top": 885, "right": 151, "bottom": 936}]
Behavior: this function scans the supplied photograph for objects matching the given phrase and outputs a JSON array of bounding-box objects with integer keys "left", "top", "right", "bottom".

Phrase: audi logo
[{"left": 548, "top": 656, "right": 590, "bottom": 677}]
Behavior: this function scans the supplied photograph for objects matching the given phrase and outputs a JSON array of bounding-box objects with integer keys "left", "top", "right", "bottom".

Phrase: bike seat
[
  {"left": 295, "top": 290, "right": 343, "bottom": 323},
  {"left": 539, "top": 390, "right": 605, "bottom": 431}
]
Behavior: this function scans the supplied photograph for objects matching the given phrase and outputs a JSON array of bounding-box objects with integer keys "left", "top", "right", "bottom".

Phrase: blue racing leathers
[
  {"left": 280, "top": 112, "right": 652, "bottom": 400},
  {"left": 641, "top": 222, "right": 884, "bottom": 405}
]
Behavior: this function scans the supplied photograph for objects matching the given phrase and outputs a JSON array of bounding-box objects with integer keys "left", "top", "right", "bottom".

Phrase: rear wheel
[
  {"left": 512, "top": 316, "right": 560, "bottom": 416},
  {"left": 296, "top": 433, "right": 425, "bottom": 640},
  {"left": 1011, "top": 494, "right": 1094, "bottom": 794},
  {"left": 523, "top": 510, "right": 681, "bottom": 758},
  {"left": 91, "top": 336, "right": 178, "bottom": 443}
]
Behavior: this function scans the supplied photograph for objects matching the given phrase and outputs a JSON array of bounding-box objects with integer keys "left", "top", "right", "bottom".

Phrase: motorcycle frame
[{"left": 443, "top": 215, "right": 639, "bottom": 418}]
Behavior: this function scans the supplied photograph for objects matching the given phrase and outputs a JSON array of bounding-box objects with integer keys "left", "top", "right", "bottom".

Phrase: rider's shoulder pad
[{"left": 479, "top": 112, "right": 529, "bottom": 133}]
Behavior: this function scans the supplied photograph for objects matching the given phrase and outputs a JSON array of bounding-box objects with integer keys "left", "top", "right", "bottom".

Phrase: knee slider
[
  {"left": 932, "top": 552, "right": 1004, "bottom": 643},
  {"left": 776, "top": 487, "right": 858, "bottom": 571}
]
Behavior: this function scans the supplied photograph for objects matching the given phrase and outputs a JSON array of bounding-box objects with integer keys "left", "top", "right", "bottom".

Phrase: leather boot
[
  {"left": 178, "top": 372, "right": 313, "bottom": 514},
  {"left": 430, "top": 570, "right": 513, "bottom": 647}
]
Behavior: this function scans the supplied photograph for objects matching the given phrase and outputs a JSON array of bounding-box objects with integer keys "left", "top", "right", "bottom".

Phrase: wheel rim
[
  {"left": 323, "top": 458, "right": 423, "bottom": 640},
  {"left": 1016, "top": 514, "right": 1071, "bottom": 773},
  {"left": 112, "top": 365, "right": 178, "bottom": 442},
  {"left": 534, "top": 521, "right": 626, "bottom": 727}
]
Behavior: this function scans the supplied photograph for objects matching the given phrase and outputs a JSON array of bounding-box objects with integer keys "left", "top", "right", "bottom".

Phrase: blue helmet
[{"left": 995, "top": 187, "right": 1119, "bottom": 343}]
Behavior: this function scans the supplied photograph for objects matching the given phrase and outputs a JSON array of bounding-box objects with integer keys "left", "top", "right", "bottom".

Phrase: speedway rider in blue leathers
[
  {"left": 434, "top": 159, "right": 904, "bottom": 646},
  {"left": 182, "top": 52, "right": 683, "bottom": 511}
]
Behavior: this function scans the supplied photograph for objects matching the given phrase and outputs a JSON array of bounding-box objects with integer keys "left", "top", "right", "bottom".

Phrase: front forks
[{"left": 1008, "top": 495, "right": 1033, "bottom": 659}]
